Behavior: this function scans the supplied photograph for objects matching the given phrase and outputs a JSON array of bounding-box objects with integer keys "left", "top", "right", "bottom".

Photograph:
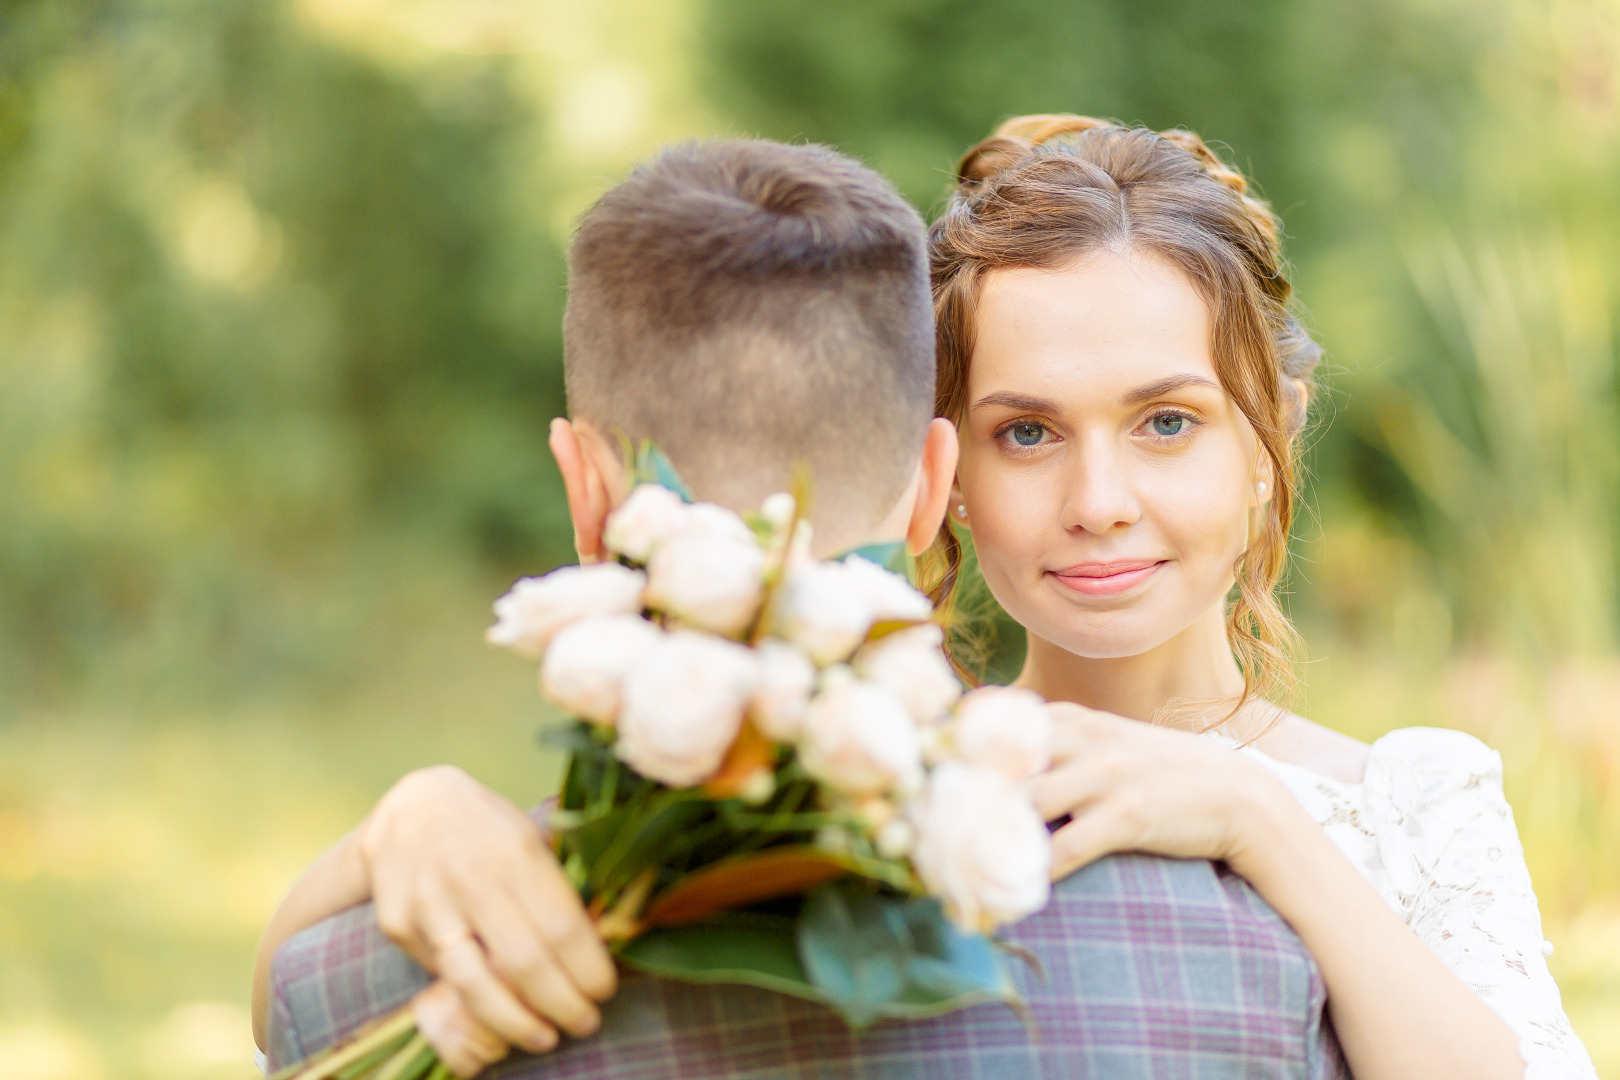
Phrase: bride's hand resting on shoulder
[
  {"left": 1030, "top": 702, "right": 1301, "bottom": 879},
  {"left": 1029, "top": 702, "right": 1525, "bottom": 1080}
]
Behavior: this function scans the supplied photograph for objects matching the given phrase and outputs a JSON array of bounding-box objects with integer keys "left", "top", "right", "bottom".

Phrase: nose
[{"left": 1059, "top": 434, "right": 1141, "bottom": 535}]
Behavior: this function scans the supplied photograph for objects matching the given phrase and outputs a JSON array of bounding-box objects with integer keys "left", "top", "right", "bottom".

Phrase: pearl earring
[
  {"left": 956, "top": 504, "right": 967, "bottom": 518},
  {"left": 1256, "top": 481, "right": 1268, "bottom": 496}
]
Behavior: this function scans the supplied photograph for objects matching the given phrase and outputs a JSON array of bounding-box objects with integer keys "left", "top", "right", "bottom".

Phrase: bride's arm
[
  {"left": 1032, "top": 705, "right": 1524, "bottom": 1080},
  {"left": 251, "top": 765, "right": 614, "bottom": 1054}
]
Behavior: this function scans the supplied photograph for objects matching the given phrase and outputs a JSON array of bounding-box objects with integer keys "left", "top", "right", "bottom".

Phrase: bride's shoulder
[
  {"left": 1366, "top": 726, "right": 1502, "bottom": 780},
  {"left": 1250, "top": 713, "right": 1371, "bottom": 784}
]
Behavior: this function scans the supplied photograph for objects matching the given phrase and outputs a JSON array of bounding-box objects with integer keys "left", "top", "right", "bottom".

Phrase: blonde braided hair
[{"left": 928, "top": 114, "right": 1318, "bottom": 715}]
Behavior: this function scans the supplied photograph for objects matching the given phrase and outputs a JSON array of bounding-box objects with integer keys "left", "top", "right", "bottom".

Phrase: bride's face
[{"left": 956, "top": 247, "right": 1267, "bottom": 660}]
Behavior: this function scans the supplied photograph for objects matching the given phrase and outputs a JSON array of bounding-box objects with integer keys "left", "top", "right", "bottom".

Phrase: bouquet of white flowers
[{"left": 278, "top": 447, "right": 1053, "bottom": 1080}]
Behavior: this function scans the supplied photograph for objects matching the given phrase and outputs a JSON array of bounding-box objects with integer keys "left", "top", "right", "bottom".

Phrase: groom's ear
[
  {"left": 904, "top": 418, "right": 960, "bottom": 556},
  {"left": 549, "top": 418, "right": 630, "bottom": 563}
]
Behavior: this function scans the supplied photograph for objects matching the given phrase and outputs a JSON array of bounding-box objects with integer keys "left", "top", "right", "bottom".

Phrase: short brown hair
[
  {"left": 564, "top": 140, "right": 934, "bottom": 534},
  {"left": 930, "top": 115, "right": 1321, "bottom": 710}
]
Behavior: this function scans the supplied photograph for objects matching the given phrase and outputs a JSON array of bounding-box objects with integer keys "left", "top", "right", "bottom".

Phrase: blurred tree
[{"left": 0, "top": 0, "right": 573, "bottom": 704}]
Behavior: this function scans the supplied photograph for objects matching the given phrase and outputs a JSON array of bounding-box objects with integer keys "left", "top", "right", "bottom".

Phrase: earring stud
[
  {"left": 956, "top": 504, "right": 967, "bottom": 518},
  {"left": 1256, "top": 481, "right": 1268, "bottom": 495}
]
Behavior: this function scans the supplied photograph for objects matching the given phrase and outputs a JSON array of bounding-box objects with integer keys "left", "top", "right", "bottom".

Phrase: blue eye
[
  {"left": 1150, "top": 413, "right": 1187, "bottom": 436},
  {"left": 1011, "top": 422, "right": 1045, "bottom": 446}
]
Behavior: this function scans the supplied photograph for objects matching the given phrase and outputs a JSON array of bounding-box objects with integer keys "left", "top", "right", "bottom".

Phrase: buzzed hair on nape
[{"left": 563, "top": 139, "right": 935, "bottom": 533}]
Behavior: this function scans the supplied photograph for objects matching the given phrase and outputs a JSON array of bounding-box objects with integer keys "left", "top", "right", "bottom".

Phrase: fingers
[
  {"left": 413, "top": 981, "right": 512, "bottom": 1079},
  {"left": 507, "top": 856, "right": 618, "bottom": 1004},
  {"left": 1047, "top": 808, "right": 1132, "bottom": 880},
  {"left": 362, "top": 768, "right": 618, "bottom": 1046},
  {"left": 1026, "top": 759, "right": 1111, "bottom": 823},
  {"left": 468, "top": 890, "right": 603, "bottom": 1038},
  {"left": 374, "top": 883, "right": 436, "bottom": 972},
  {"left": 417, "top": 901, "right": 561, "bottom": 1054}
]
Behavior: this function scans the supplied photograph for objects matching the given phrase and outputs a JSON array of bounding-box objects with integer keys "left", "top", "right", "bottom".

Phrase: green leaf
[
  {"left": 895, "top": 898, "right": 1016, "bottom": 1007},
  {"left": 583, "top": 789, "right": 711, "bottom": 899},
  {"left": 796, "top": 881, "right": 1020, "bottom": 1028},
  {"left": 615, "top": 889, "right": 1020, "bottom": 1031},
  {"left": 616, "top": 917, "right": 824, "bottom": 1002},
  {"left": 797, "top": 881, "right": 911, "bottom": 1027},
  {"left": 549, "top": 723, "right": 622, "bottom": 812},
  {"left": 630, "top": 441, "right": 695, "bottom": 502}
]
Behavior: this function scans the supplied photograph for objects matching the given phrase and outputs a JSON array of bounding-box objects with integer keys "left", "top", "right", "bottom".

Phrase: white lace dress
[{"left": 1212, "top": 726, "right": 1596, "bottom": 1079}]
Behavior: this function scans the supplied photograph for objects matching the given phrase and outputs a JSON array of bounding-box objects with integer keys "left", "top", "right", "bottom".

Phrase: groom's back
[{"left": 270, "top": 853, "right": 1344, "bottom": 1079}]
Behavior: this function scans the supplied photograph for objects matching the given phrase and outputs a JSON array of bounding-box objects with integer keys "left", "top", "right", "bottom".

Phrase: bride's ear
[
  {"left": 905, "top": 418, "right": 960, "bottom": 555},
  {"left": 549, "top": 418, "right": 628, "bottom": 563}
]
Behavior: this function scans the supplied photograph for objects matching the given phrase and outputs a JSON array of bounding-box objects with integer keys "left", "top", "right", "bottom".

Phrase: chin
[{"left": 1029, "top": 604, "right": 1186, "bottom": 661}]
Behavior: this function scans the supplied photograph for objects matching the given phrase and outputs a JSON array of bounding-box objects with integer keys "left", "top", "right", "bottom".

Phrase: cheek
[
  {"left": 956, "top": 451, "right": 1058, "bottom": 584},
  {"left": 1139, "top": 449, "right": 1253, "bottom": 571}
]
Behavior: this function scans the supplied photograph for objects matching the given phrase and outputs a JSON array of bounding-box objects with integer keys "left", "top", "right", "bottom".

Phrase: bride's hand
[
  {"left": 1029, "top": 702, "right": 1298, "bottom": 879},
  {"left": 413, "top": 980, "right": 512, "bottom": 1079},
  {"left": 359, "top": 767, "right": 615, "bottom": 1048}
]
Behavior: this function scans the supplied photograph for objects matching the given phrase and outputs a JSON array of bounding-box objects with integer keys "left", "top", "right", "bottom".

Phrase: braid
[{"left": 956, "top": 114, "right": 1114, "bottom": 186}]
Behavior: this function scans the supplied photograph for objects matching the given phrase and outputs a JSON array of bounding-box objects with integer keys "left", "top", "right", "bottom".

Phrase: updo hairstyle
[{"left": 928, "top": 114, "right": 1321, "bottom": 710}]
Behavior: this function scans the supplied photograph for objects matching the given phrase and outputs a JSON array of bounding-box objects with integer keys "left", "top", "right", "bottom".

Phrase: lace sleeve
[{"left": 1362, "top": 728, "right": 1597, "bottom": 1080}]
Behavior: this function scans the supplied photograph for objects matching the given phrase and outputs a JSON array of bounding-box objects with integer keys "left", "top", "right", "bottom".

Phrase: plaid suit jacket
[{"left": 269, "top": 853, "right": 1347, "bottom": 1080}]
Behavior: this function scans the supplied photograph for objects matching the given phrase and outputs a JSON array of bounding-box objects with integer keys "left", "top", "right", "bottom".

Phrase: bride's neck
[{"left": 1014, "top": 603, "right": 1244, "bottom": 723}]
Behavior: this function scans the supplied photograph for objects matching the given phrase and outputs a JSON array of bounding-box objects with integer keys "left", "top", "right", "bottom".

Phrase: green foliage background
[{"left": 1, "top": 0, "right": 1617, "bottom": 1075}]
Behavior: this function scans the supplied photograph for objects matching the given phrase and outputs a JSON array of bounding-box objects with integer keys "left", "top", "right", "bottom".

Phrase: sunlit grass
[{"left": 0, "top": 587, "right": 566, "bottom": 1080}]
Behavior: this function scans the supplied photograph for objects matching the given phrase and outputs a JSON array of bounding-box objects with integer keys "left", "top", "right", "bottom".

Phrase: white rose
[
  {"left": 485, "top": 563, "right": 646, "bottom": 658},
  {"left": 644, "top": 504, "right": 767, "bottom": 637},
  {"left": 853, "top": 624, "right": 962, "bottom": 724},
  {"left": 842, "top": 556, "right": 933, "bottom": 624},
  {"left": 616, "top": 631, "right": 757, "bottom": 787},
  {"left": 774, "top": 562, "right": 874, "bottom": 665},
  {"left": 949, "top": 686, "right": 1053, "bottom": 781},
  {"left": 603, "top": 485, "right": 690, "bottom": 563},
  {"left": 750, "top": 639, "right": 817, "bottom": 741},
  {"left": 798, "top": 670, "right": 923, "bottom": 796},
  {"left": 910, "top": 762, "right": 1051, "bottom": 931},
  {"left": 680, "top": 502, "right": 759, "bottom": 546},
  {"left": 539, "top": 614, "right": 662, "bottom": 725}
]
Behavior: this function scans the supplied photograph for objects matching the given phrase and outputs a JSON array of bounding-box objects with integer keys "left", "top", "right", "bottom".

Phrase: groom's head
[{"left": 551, "top": 139, "right": 956, "bottom": 558}]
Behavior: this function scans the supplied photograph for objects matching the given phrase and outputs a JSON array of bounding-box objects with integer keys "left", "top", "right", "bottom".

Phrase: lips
[{"left": 1049, "top": 559, "right": 1166, "bottom": 597}]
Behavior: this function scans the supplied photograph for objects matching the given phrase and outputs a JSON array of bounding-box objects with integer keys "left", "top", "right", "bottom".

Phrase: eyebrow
[
  {"left": 1121, "top": 374, "right": 1222, "bottom": 405},
  {"left": 970, "top": 374, "right": 1222, "bottom": 414},
  {"left": 970, "top": 391, "right": 1061, "bottom": 413}
]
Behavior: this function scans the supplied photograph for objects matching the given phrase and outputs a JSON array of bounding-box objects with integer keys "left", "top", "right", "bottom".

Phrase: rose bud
[
  {"left": 854, "top": 623, "right": 962, "bottom": 725},
  {"left": 540, "top": 614, "right": 663, "bottom": 725},
  {"left": 760, "top": 491, "right": 797, "bottom": 533},
  {"left": 616, "top": 630, "right": 758, "bottom": 788},
  {"left": 604, "top": 484, "right": 690, "bottom": 563},
  {"left": 910, "top": 762, "right": 1051, "bottom": 932},
  {"left": 797, "top": 669, "right": 923, "bottom": 797},
  {"left": 949, "top": 686, "right": 1053, "bottom": 781},
  {"left": 841, "top": 555, "right": 933, "bottom": 624},
  {"left": 485, "top": 563, "right": 646, "bottom": 658},
  {"left": 774, "top": 561, "right": 874, "bottom": 666},
  {"left": 750, "top": 639, "right": 817, "bottom": 741},
  {"left": 645, "top": 504, "right": 767, "bottom": 637}
]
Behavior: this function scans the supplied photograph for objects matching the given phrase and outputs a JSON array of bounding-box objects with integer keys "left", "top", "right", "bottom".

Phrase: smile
[{"left": 1048, "top": 560, "right": 1167, "bottom": 597}]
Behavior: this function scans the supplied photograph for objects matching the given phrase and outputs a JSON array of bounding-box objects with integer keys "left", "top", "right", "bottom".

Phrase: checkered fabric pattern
[{"left": 269, "top": 853, "right": 1347, "bottom": 1079}]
